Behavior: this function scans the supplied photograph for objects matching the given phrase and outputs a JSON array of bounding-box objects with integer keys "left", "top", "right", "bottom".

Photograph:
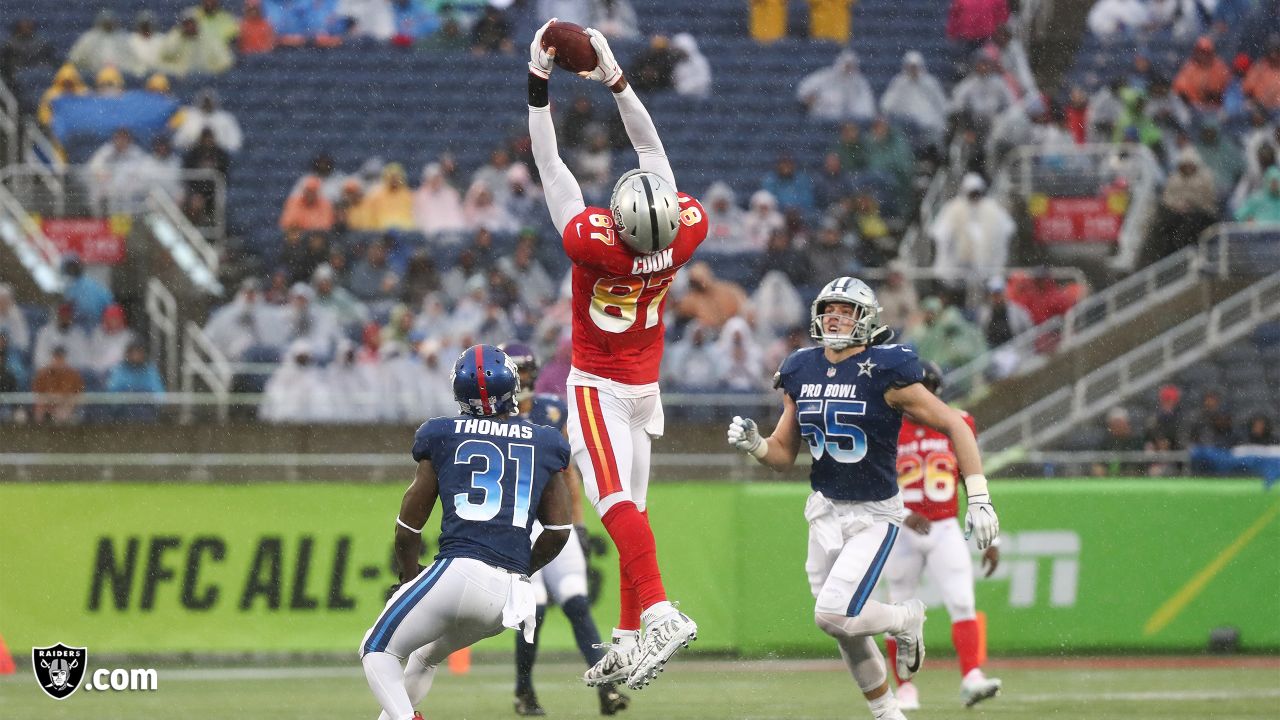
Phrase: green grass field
[{"left": 2, "top": 657, "right": 1277, "bottom": 720}]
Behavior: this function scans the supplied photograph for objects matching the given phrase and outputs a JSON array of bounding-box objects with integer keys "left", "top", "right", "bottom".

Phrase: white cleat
[
  {"left": 960, "top": 669, "right": 1002, "bottom": 707},
  {"left": 896, "top": 681, "right": 920, "bottom": 710},
  {"left": 891, "top": 599, "right": 927, "bottom": 681},
  {"left": 625, "top": 610, "right": 698, "bottom": 690},
  {"left": 583, "top": 637, "right": 645, "bottom": 687}
]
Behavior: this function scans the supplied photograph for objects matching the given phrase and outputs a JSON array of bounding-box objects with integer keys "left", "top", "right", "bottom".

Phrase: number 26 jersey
[
  {"left": 562, "top": 194, "right": 709, "bottom": 386},
  {"left": 776, "top": 345, "right": 926, "bottom": 502}
]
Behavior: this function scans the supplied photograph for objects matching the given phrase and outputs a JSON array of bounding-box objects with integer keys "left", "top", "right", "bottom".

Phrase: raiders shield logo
[{"left": 32, "top": 643, "right": 87, "bottom": 700}]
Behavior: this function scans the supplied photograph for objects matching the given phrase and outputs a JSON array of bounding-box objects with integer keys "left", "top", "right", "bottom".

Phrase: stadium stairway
[
  {"left": 978, "top": 263, "right": 1280, "bottom": 457},
  {"left": 964, "top": 226, "right": 1280, "bottom": 433},
  {"left": 6, "top": 0, "right": 956, "bottom": 256}
]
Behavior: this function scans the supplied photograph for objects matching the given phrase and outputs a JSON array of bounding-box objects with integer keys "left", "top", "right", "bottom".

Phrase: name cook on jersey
[
  {"left": 451, "top": 418, "right": 536, "bottom": 439},
  {"left": 798, "top": 383, "right": 863, "bottom": 399}
]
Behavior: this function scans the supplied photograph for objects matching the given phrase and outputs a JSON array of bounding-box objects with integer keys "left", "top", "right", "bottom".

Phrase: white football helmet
[
  {"left": 810, "top": 277, "right": 884, "bottom": 350},
  {"left": 610, "top": 169, "right": 680, "bottom": 254}
]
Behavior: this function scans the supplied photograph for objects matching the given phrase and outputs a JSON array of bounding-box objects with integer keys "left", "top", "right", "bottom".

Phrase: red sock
[
  {"left": 601, "top": 501, "right": 667, "bottom": 613},
  {"left": 884, "top": 637, "right": 906, "bottom": 686},
  {"left": 617, "top": 554, "right": 641, "bottom": 631},
  {"left": 952, "top": 619, "right": 982, "bottom": 676}
]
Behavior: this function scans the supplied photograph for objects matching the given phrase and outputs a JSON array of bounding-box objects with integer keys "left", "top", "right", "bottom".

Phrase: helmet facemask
[{"left": 809, "top": 277, "right": 883, "bottom": 351}]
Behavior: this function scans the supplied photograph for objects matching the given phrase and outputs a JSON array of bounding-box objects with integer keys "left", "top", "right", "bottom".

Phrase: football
[{"left": 541, "top": 20, "right": 597, "bottom": 74}]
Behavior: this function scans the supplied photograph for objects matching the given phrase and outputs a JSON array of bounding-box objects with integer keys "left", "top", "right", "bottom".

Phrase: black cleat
[
  {"left": 514, "top": 689, "right": 546, "bottom": 716},
  {"left": 598, "top": 683, "right": 630, "bottom": 716}
]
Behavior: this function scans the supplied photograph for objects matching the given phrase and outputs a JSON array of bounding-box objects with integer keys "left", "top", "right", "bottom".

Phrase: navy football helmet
[
  {"left": 451, "top": 344, "right": 520, "bottom": 416},
  {"left": 498, "top": 341, "right": 537, "bottom": 402}
]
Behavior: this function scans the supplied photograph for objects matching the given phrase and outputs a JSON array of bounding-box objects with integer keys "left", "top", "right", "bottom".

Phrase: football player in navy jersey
[
  {"left": 726, "top": 278, "right": 1000, "bottom": 720},
  {"left": 500, "top": 342, "right": 630, "bottom": 717},
  {"left": 360, "top": 345, "right": 574, "bottom": 720}
]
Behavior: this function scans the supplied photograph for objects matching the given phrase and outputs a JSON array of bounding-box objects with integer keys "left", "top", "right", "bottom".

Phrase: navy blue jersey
[
  {"left": 526, "top": 394, "right": 568, "bottom": 432},
  {"left": 776, "top": 345, "right": 926, "bottom": 502},
  {"left": 412, "top": 415, "right": 571, "bottom": 575}
]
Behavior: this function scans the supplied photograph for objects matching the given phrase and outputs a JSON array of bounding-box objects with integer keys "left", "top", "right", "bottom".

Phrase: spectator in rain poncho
[
  {"left": 929, "top": 173, "right": 1015, "bottom": 278},
  {"left": 38, "top": 64, "right": 89, "bottom": 127},
  {"left": 497, "top": 235, "right": 556, "bottom": 309},
  {"left": 413, "top": 162, "right": 466, "bottom": 237},
  {"left": 406, "top": 339, "right": 458, "bottom": 421},
  {"left": 1235, "top": 167, "right": 1280, "bottom": 224},
  {"left": 239, "top": 0, "right": 277, "bottom": 54},
  {"left": 129, "top": 11, "right": 165, "bottom": 74},
  {"left": 797, "top": 51, "right": 876, "bottom": 122},
  {"left": 663, "top": 322, "right": 720, "bottom": 391},
  {"left": 337, "top": 0, "right": 395, "bottom": 40},
  {"left": 1173, "top": 36, "right": 1230, "bottom": 111},
  {"left": 502, "top": 163, "right": 544, "bottom": 228},
  {"left": 274, "top": 282, "right": 340, "bottom": 358},
  {"left": 260, "top": 339, "right": 333, "bottom": 422},
  {"left": 104, "top": 341, "right": 165, "bottom": 420},
  {"left": 1194, "top": 121, "right": 1244, "bottom": 201},
  {"left": 742, "top": 190, "right": 785, "bottom": 253},
  {"left": 463, "top": 180, "right": 519, "bottom": 234},
  {"left": 0, "top": 284, "right": 31, "bottom": 354},
  {"left": 880, "top": 51, "right": 949, "bottom": 143},
  {"left": 1086, "top": 0, "right": 1149, "bottom": 39},
  {"left": 34, "top": 304, "right": 90, "bottom": 372},
  {"left": 362, "top": 163, "right": 417, "bottom": 231},
  {"left": 950, "top": 54, "right": 1015, "bottom": 131},
  {"left": 538, "top": 0, "right": 592, "bottom": 25},
  {"left": 140, "top": 134, "right": 184, "bottom": 201},
  {"left": 412, "top": 294, "right": 452, "bottom": 344},
  {"left": 312, "top": 263, "right": 368, "bottom": 332},
  {"left": 671, "top": 33, "right": 711, "bottom": 99},
  {"left": 876, "top": 260, "right": 919, "bottom": 333},
  {"left": 174, "top": 89, "right": 243, "bottom": 153},
  {"left": 590, "top": 0, "right": 641, "bottom": 39},
  {"left": 203, "top": 279, "right": 268, "bottom": 361},
  {"left": 374, "top": 340, "right": 425, "bottom": 422},
  {"left": 192, "top": 0, "right": 242, "bottom": 47},
  {"left": 85, "top": 128, "right": 153, "bottom": 213},
  {"left": 69, "top": 10, "right": 137, "bottom": 77},
  {"left": 716, "top": 316, "right": 766, "bottom": 391},
  {"left": 703, "top": 182, "right": 746, "bottom": 248},
  {"left": 87, "top": 304, "right": 136, "bottom": 381},
  {"left": 750, "top": 271, "right": 806, "bottom": 344},
  {"left": 904, "top": 296, "right": 987, "bottom": 371},
  {"left": 325, "top": 339, "right": 379, "bottom": 422},
  {"left": 1144, "top": 146, "right": 1217, "bottom": 263},
  {"left": 158, "top": 11, "right": 234, "bottom": 78}
]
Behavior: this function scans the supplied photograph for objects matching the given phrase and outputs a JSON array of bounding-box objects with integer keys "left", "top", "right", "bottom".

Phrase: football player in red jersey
[
  {"left": 884, "top": 361, "right": 1002, "bottom": 710},
  {"left": 526, "top": 20, "right": 707, "bottom": 691}
]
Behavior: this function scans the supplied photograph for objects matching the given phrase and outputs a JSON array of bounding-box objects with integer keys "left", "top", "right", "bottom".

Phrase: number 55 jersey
[
  {"left": 562, "top": 194, "right": 708, "bottom": 386},
  {"left": 775, "top": 345, "right": 926, "bottom": 503}
]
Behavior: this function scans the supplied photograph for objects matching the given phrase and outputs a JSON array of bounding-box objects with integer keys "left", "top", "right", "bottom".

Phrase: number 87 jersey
[
  {"left": 562, "top": 194, "right": 708, "bottom": 386},
  {"left": 775, "top": 344, "right": 926, "bottom": 503}
]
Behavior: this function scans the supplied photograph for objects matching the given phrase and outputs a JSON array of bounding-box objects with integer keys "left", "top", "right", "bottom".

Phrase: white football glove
[
  {"left": 528, "top": 18, "right": 556, "bottom": 79},
  {"left": 728, "top": 416, "right": 767, "bottom": 459},
  {"left": 579, "top": 28, "right": 623, "bottom": 86},
  {"left": 964, "top": 494, "right": 1000, "bottom": 550}
]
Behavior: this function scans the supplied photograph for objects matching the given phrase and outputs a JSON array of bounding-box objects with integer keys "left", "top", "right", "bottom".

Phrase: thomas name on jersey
[{"left": 451, "top": 417, "right": 536, "bottom": 439}]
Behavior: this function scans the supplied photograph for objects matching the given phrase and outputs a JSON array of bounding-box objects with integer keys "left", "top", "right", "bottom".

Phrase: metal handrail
[
  {"left": 0, "top": 183, "right": 63, "bottom": 294},
  {"left": 22, "top": 121, "right": 66, "bottom": 203},
  {"left": 0, "top": 112, "right": 17, "bottom": 168},
  {"left": 145, "top": 279, "right": 179, "bottom": 389},
  {"left": 145, "top": 189, "right": 223, "bottom": 296},
  {"left": 0, "top": 76, "right": 17, "bottom": 121},
  {"left": 980, "top": 272, "right": 1280, "bottom": 454},
  {"left": 181, "top": 320, "right": 232, "bottom": 421}
]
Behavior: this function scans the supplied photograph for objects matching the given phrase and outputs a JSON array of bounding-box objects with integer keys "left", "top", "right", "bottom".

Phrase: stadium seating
[{"left": 7, "top": 0, "right": 956, "bottom": 254}]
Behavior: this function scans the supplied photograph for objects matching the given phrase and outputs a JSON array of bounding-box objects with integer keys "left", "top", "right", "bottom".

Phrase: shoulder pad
[{"left": 775, "top": 347, "right": 818, "bottom": 388}]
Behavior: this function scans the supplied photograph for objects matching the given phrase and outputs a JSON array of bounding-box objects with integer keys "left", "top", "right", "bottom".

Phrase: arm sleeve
[
  {"left": 612, "top": 85, "right": 676, "bottom": 188},
  {"left": 529, "top": 105, "right": 586, "bottom": 236}
]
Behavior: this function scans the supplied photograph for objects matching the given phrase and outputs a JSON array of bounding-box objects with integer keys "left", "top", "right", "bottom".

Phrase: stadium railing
[
  {"left": 0, "top": 162, "right": 226, "bottom": 240},
  {"left": 0, "top": 78, "right": 17, "bottom": 167},
  {"left": 0, "top": 182, "right": 63, "bottom": 294},
  {"left": 980, "top": 271, "right": 1280, "bottom": 456},
  {"left": 143, "top": 187, "right": 223, "bottom": 295}
]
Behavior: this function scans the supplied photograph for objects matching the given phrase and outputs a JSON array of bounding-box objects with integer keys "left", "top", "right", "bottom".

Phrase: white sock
[
  {"left": 963, "top": 668, "right": 986, "bottom": 683},
  {"left": 363, "top": 652, "right": 416, "bottom": 720},
  {"left": 641, "top": 601, "right": 676, "bottom": 627},
  {"left": 867, "top": 689, "right": 901, "bottom": 719},
  {"left": 611, "top": 628, "right": 640, "bottom": 649}
]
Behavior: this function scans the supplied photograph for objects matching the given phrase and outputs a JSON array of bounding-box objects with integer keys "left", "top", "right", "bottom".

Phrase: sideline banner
[{"left": 0, "top": 481, "right": 1276, "bottom": 656}]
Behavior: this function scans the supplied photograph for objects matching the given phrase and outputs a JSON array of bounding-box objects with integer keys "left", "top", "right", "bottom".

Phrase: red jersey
[
  {"left": 562, "top": 193, "right": 709, "bottom": 385},
  {"left": 896, "top": 413, "right": 977, "bottom": 521}
]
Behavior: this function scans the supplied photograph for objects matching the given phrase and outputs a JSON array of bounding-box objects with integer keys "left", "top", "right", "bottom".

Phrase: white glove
[
  {"left": 728, "top": 416, "right": 767, "bottom": 459},
  {"left": 579, "top": 28, "right": 623, "bottom": 86},
  {"left": 528, "top": 18, "right": 556, "bottom": 79},
  {"left": 964, "top": 494, "right": 1000, "bottom": 550}
]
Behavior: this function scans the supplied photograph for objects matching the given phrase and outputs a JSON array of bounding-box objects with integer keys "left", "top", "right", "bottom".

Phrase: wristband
[
  {"left": 963, "top": 474, "right": 989, "bottom": 498},
  {"left": 527, "top": 73, "right": 549, "bottom": 107},
  {"left": 396, "top": 517, "right": 423, "bottom": 534},
  {"left": 749, "top": 438, "right": 769, "bottom": 460}
]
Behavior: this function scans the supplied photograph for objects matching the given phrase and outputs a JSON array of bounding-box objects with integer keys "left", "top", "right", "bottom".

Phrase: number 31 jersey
[
  {"left": 412, "top": 415, "right": 571, "bottom": 575},
  {"left": 562, "top": 194, "right": 709, "bottom": 386},
  {"left": 896, "top": 413, "right": 975, "bottom": 521},
  {"left": 776, "top": 345, "right": 926, "bottom": 502}
]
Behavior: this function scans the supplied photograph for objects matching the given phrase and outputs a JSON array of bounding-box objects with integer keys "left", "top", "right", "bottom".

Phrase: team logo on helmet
[{"left": 32, "top": 643, "right": 87, "bottom": 700}]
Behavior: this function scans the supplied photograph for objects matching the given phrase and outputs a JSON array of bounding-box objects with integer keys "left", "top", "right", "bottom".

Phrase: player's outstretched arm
[
  {"left": 527, "top": 19, "right": 586, "bottom": 235},
  {"left": 886, "top": 383, "right": 1000, "bottom": 548},
  {"left": 582, "top": 29, "right": 676, "bottom": 189},
  {"left": 530, "top": 470, "right": 572, "bottom": 574},
  {"left": 727, "top": 395, "right": 803, "bottom": 473},
  {"left": 394, "top": 459, "right": 440, "bottom": 583}
]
